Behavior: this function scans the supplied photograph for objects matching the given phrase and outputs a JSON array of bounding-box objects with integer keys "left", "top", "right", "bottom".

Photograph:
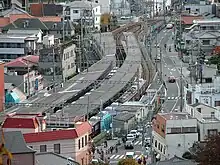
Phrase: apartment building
[
  {"left": 0, "top": 33, "right": 38, "bottom": 62},
  {"left": 152, "top": 113, "right": 198, "bottom": 160},
  {"left": 65, "top": 1, "right": 101, "bottom": 30},
  {"left": 185, "top": 102, "right": 220, "bottom": 141},
  {"left": 184, "top": 76, "right": 220, "bottom": 107}
]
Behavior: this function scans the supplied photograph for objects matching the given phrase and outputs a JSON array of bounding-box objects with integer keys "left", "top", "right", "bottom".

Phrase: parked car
[
  {"left": 166, "top": 23, "right": 173, "bottom": 29},
  {"left": 125, "top": 140, "right": 134, "bottom": 149},
  {"left": 127, "top": 134, "right": 135, "bottom": 142},
  {"left": 130, "top": 130, "right": 138, "bottom": 138}
]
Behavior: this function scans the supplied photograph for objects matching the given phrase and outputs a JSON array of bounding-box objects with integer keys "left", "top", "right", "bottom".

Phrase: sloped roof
[
  {"left": 24, "top": 121, "right": 91, "bottom": 143},
  {"left": 0, "top": 131, "right": 35, "bottom": 154},
  {"left": 2, "top": 115, "right": 40, "bottom": 129},
  {"left": 3, "top": 18, "right": 48, "bottom": 31},
  {"left": 150, "top": 155, "right": 197, "bottom": 165},
  {"left": 0, "top": 17, "right": 10, "bottom": 28},
  {"left": 5, "top": 55, "right": 39, "bottom": 67},
  {"left": 181, "top": 16, "right": 203, "bottom": 25},
  {"left": 9, "top": 13, "right": 32, "bottom": 23}
]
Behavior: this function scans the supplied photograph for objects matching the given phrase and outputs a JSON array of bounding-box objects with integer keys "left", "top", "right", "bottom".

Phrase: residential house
[
  {"left": 113, "top": 112, "right": 135, "bottom": 134},
  {"left": 2, "top": 113, "right": 46, "bottom": 134},
  {"left": 30, "top": 3, "right": 63, "bottom": 17},
  {"left": 88, "top": 117, "right": 101, "bottom": 138},
  {"left": 2, "top": 18, "right": 75, "bottom": 39},
  {"left": 183, "top": 19, "right": 220, "bottom": 57},
  {"left": 38, "top": 42, "right": 76, "bottom": 82},
  {"left": 0, "top": 5, "right": 28, "bottom": 17},
  {"left": 35, "top": 152, "right": 80, "bottom": 165},
  {"left": 150, "top": 155, "right": 197, "bottom": 165},
  {"left": 0, "top": 33, "right": 39, "bottom": 61},
  {"left": 0, "top": 61, "right": 4, "bottom": 112},
  {"left": 152, "top": 113, "right": 198, "bottom": 160},
  {"left": 4, "top": 55, "right": 44, "bottom": 97},
  {"left": 1, "top": 131, "right": 36, "bottom": 165},
  {"left": 185, "top": 102, "right": 220, "bottom": 141},
  {"left": 23, "top": 121, "right": 92, "bottom": 165},
  {"left": 115, "top": 101, "right": 148, "bottom": 122},
  {"left": 65, "top": 1, "right": 101, "bottom": 30},
  {"left": 184, "top": 76, "right": 220, "bottom": 107},
  {"left": 5, "top": 83, "right": 26, "bottom": 106}
]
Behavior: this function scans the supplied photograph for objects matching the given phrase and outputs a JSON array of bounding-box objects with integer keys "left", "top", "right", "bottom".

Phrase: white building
[
  {"left": 184, "top": 76, "right": 220, "bottom": 108},
  {"left": 152, "top": 112, "right": 198, "bottom": 160},
  {"left": 185, "top": 102, "right": 220, "bottom": 141},
  {"left": 66, "top": 1, "right": 101, "bottom": 30}
]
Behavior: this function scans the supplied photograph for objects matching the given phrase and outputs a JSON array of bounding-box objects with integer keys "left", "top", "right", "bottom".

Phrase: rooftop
[
  {"left": 35, "top": 152, "right": 80, "bottom": 165},
  {"left": 5, "top": 55, "right": 39, "bottom": 67},
  {"left": 1, "top": 131, "right": 35, "bottom": 154},
  {"left": 67, "top": 1, "right": 100, "bottom": 8},
  {"left": 24, "top": 121, "right": 91, "bottom": 143},
  {"left": 2, "top": 113, "right": 40, "bottom": 129},
  {"left": 159, "top": 112, "right": 193, "bottom": 120},
  {"left": 113, "top": 113, "right": 135, "bottom": 122},
  {"left": 181, "top": 16, "right": 203, "bottom": 25}
]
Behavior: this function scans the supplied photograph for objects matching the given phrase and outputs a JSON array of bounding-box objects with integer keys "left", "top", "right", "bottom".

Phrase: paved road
[
  {"left": 151, "top": 28, "right": 184, "bottom": 112},
  {"left": 107, "top": 127, "right": 152, "bottom": 165}
]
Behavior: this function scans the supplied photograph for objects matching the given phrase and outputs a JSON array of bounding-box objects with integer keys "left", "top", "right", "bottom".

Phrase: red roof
[
  {"left": 0, "top": 17, "right": 10, "bottom": 28},
  {"left": 9, "top": 14, "right": 32, "bottom": 23},
  {"left": 38, "top": 16, "right": 61, "bottom": 22},
  {"left": 181, "top": 16, "right": 203, "bottom": 25},
  {"left": 5, "top": 55, "right": 39, "bottom": 68},
  {"left": 2, "top": 116, "right": 39, "bottom": 129},
  {"left": 30, "top": 3, "right": 44, "bottom": 17},
  {"left": 24, "top": 122, "right": 92, "bottom": 143}
]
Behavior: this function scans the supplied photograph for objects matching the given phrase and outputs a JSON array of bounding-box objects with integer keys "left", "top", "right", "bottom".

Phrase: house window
[
  {"left": 40, "top": 145, "right": 47, "bottom": 152},
  {"left": 161, "top": 125, "right": 165, "bottom": 133},
  {"left": 208, "top": 129, "right": 217, "bottom": 137},
  {"left": 197, "top": 108, "right": 201, "bottom": 113},
  {"left": 82, "top": 137, "right": 84, "bottom": 148},
  {"left": 73, "top": 10, "right": 79, "bottom": 13},
  {"left": 54, "top": 144, "right": 60, "bottom": 154},
  {"left": 202, "top": 40, "right": 210, "bottom": 45},
  {"left": 71, "top": 63, "right": 74, "bottom": 68},
  {"left": 78, "top": 139, "right": 81, "bottom": 150},
  {"left": 85, "top": 135, "right": 88, "bottom": 145},
  {"left": 155, "top": 140, "right": 157, "bottom": 148},
  {"left": 215, "top": 101, "right": 220, "bottom": 106}
]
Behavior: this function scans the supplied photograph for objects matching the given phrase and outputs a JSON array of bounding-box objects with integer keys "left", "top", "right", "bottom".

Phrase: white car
[
  {"left": 127, "top": 134, "right": 135, "bottom": 142},
  {"left": 166, "top": 23, "right": 173, "bottom": 29},
  {"left": 130, "top": 130, "right": 138, "bottom": 138}
]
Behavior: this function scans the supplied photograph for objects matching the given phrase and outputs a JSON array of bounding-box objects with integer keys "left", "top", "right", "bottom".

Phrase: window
[
  {"left": 211, "top": 112, "right": 215, "bottom": 118},
  {"left": 170, "top": 127, "right": 181, "bottom": 134},
  {"left": 68, "top": 65, "right": 70, "bottom": 69},
  {"left": 158, "top": 143, "right": 160, "bottom": 150},
  {"left": 73, "top": 10, "right": 79, "bottom": 13},
  {"left": 202, "top": 40, "right": 210, "bottom": 45},
  {"left": 186, "top": 40, "right": 190, "bottom": 44},
  {"left": 54, "top": 144, "right": 60, "bottom": 154},
  {"left": 215, "top": 101, "right": 220, "bottom": 106},
  {"left": 40, "top": 145, "right": 47, "bottom": 152},
  {"left": 82, "top": 137, "right": 84, "bottom": 148},
  {"left": 96, "top": 8, "right": 97, "bottom": 12},
  {"left": 71, "top": 63, "right": 74, "bottom": 68},
  {"left": 161, "top": 125, "right": 165, "bottom": 133},
  {"left": 78, "top": 139, "right": 81, "bottom": 150},
  {"left": 208, "top": 129, "right": 217, "bottom": 137},
  {"left": 155, "top": 140, "right": 157, "bottom": 148},
  {"left": 29, "top": 146, "right": 33, "bottom": 148},
  {"left": 85, "top": 135, "right": 88, "bottom": 145},
  {"left": 197, "top": 108, "right": 201, "bottom": 113}
]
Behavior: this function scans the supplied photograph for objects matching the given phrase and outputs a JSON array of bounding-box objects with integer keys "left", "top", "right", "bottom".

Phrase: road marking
[
  {"left": 134, "top": 155, "right": 139, "bottom": 159},
  {"left": 119, "top": 155, "right": 124, "bottom": 159},
  {"left": 110, "top": 155, "right": 115, "bottom": 159},
  {"left": 64, "top": 77, "right": 84, "bottom": 91},
  {"left": 175, "top": 96, "right": 178, "bottom": 99},
  {"left": 171, "top": 97, "right": 174, "bottom": 99},
  {"left": 114, "top": 155, "right": 120, "bottom": 159},
  {"left": 134, "top": 141, "right": 139, "bottom": 145},
  {"left": 139, "top": 141, "right": 142, "bottom": 145},
  {"left": 171, "top": 81, "right": 180, "bottom": 112},
  {"left": 170, "top": 72, "right": 172, "bottom": 75},
  {"left": 168, "top": 97, "right": 170, "bottom": 100}
]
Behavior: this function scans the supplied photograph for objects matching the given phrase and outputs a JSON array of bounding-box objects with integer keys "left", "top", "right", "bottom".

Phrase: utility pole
[
  {"left": 62, "top": 6, "right": 65, "bottom": 43},
  {"left": 87, "top": 95, "right": 90, "bottom": 121},
  {"left": 137, "top": 67, "right": 140, "bottom": 99},
  {"left": 80, "top": 17, "right": 83, "bottom": 72},
  {"left": 159, "top": 47, "right": 163, "bottom": 81},
  {"left": 52, "top": 46, "right": 56, "bottom": 93},
  {"left": 27, "top": 62, "right": 30, "bottom": 97},
  {"left": 155, "top": 33, "right": 158, "bottom": 72},
  {"left": 163, "top": 0, "right": 166, "bottom": 23}
]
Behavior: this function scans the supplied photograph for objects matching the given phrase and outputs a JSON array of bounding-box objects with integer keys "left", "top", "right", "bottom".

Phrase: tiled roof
[
  {"left": 5, "top": 55, "right": 39, "bottom": 67},
  {"left": 181, "top": 16, "right": 203, "bottom": 25},
  {"left": 2, "top": 116, "right": 39, "bottom": 129},
  {"left": 24, "top": 122, "right": 92, "bottom": 143},
  {"left": 38, "top": 16, "right": 61, "bottom": 22},
  {"left": 0, "top": 17, "right": 10, "bottom": 28},
  {"left": 1, "top": 131, "right": 35, "bottom": 154},
  {"left": 9, "top": 13, "right": 32, "bottom": 23}
]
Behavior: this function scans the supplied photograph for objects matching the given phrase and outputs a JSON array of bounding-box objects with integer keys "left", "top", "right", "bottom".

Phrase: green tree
[
  {"left": 118, "top": 158, "right": 139, "bottom": 165},
  {"left": 196, "top": 133, "right": 220, "bottom": 165}
]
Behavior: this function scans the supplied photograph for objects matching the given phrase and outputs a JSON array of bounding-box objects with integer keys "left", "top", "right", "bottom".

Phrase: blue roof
[{"left": 5, "top": 92, "right": 20, "bottom": 103}]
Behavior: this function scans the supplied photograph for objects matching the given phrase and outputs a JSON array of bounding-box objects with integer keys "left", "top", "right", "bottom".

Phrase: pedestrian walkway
[{"left": 167, "top": 96, "right": 179, "bottom": 100}]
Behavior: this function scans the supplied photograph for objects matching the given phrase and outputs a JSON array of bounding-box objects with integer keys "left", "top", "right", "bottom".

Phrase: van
[{"left": 126, "top": 152, "right": 135, "bottom": 159}]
